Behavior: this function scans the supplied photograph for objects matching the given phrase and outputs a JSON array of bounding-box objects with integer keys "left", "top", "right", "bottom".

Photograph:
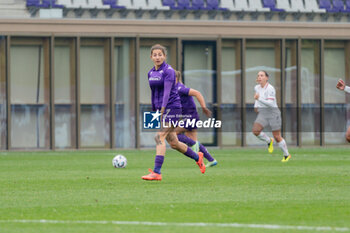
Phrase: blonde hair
[
  {"left": 150, "top": 44, "right": 167, "bottom": 56},
  {"left": 175, "top": 70, "right": 183, "bottom": 83}
]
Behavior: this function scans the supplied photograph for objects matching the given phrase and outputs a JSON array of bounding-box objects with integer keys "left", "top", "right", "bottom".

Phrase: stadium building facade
[{"left": 1, "top": 0, "right": 350, "bottom": 149}]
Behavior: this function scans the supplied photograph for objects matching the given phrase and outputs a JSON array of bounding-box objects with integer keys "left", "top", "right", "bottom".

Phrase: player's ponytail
[
  {"left": 175, "top": 70, "right": 183, "bottom": 83},
  {"left": 260, "top": 70, "right": 269, "bottom": 77}
]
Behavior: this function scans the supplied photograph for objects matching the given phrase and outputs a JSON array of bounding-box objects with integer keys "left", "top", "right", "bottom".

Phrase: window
[
  {"left": 301, "top": 40, "right": 321, "bottom": 145},
  {"left": 183, "top": 41, "right": 217, "bottom": 145},
  {"left": 80, "top": 38, "right": 110, "bottom": 148},
  {"left": 10, "top": 37, "right": 50, "bottom": 149},
  {"left": 54, "top": 38, "right": 77, "bottom": 149},
  {"left": 221, "top": 39, "right": 241, "bottom": 146},
  {"left": 114, "top": 38, "right": 136, "bottom": 148},
  {"left": 324, "top": 40, "right": 349, "bottom": 144},
  {"left": 284, "top": 40, "right": 298, "bottom": 146}
]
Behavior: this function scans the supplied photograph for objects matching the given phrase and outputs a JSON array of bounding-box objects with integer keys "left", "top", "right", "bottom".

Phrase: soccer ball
[{"left": 112, "top": 155, "right": 127, "bottom": 168}]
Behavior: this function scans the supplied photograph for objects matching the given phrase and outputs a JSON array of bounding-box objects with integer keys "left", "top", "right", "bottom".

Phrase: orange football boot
[
  {"left": 196, "top": 152, "right": 206, "bottom": 174},
  {"left": 141, "top": 169, "right": 162, "bottom": 181}
]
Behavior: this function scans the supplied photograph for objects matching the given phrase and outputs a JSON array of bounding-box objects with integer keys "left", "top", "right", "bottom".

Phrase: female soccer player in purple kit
[
  {"left": 141, "top": 44, "right": 206, "bottom": 181},
  {"left": 175, "top": 71, "right": 218, "bottom": 167}
]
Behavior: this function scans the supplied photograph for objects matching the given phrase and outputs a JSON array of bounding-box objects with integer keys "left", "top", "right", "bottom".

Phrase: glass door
[{"left": 182, "top": 41, "right": 217, "bottom": 146}]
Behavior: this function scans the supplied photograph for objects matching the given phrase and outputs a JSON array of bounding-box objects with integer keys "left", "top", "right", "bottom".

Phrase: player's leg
[
  {"left": 269, "top": 111, "right": 291, "bottom": 162},
  {"left": 252, "top": 121, "right": 273, "bottom": 153},
  {"left": 141, "top": 123, "right": 172, "bottom": 180},
  {"left": 177, "top": 129, "right": 214, "bottom": 166},
  {"left": 185, "top": 130, "right": 199, "bottom": 153},
  {"left": 272, "top": 130, "right": 291, "bottom": 162},
  {"left": 175, "top": 126, "right": 187, "bottom": 135},
  {"left": 166, "top": 131, "right": 205, "bottom": 174},
  {"left": 186, "top": 130, "right": 217, "bottom": 167},
  {"left": 176, "top": 127, "right": 197, "bottom": 148},
  {"left": 253, "top": 121, "right": 270, "bottom": 143},
  {"left": 176, "top": 118, "right": 198, "bottom": 152},
  {"left": 346, "top": 126, "right": 350, "bottom": 143}
]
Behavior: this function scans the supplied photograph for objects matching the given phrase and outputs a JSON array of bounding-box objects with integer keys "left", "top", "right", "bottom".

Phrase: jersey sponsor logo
[{"left": 149, "top": 76, "right": 162, "bottom": 81}]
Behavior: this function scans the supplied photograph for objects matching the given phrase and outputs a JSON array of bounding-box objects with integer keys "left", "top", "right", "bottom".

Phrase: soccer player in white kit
[
  {"left": 252, "top": 71, "right": 292, "bottom": 162},
  {"left": 336, "top": 79, "right": 350, "bottom": 142}
]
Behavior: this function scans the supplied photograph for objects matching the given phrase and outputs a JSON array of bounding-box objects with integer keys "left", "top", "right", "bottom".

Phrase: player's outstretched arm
[{"left": 188, "top": 89, "right": 212, "bottom": 117}]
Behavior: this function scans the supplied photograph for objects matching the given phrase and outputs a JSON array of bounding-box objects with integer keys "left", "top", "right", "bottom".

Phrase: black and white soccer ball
[{"left": 112, "top": 154, "right": 127, "bottom": 168}]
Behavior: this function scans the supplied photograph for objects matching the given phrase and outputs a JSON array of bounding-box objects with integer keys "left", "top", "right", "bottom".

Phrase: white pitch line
[{"left": 0, "top": 219, "right": 349, "bottom": 232}]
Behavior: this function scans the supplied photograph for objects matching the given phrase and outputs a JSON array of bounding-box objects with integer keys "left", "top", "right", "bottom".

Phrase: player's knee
[
  {"left": 165, "top": 134, "right": 179, "bottom": 149},
  {"left": 274, "top": 136, "right": 282, "bottom": 143},
  {"left": 252, "top": 128, "right": 260, "bottom": 136},
  {"left": 273, "top": 135, "right": 282, "bottom": 142},
  {"left": 169, "top": 141, "right": 178, "bottom": 149},
  {"left": 154, "top": 134, "right": 163, "bottom": 145}
]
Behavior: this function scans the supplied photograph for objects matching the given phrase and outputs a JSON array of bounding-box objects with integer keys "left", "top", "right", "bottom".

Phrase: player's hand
[
  {"left": 254, "top": 108, "right": 258, "bottom": 113},
  {"left": 336, "top": 79, "right": 346, "bottom": 90},
  {"left": 202, "top": 107, "right": 212, "bottom": 117},
  {"left": 254, "top": 93, "right": 259, "bottom": 100}
]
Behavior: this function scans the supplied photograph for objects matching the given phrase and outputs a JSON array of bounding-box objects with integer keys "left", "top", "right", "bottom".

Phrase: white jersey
[
  {"left": 254, "top": 83, "right": 278, "bottom": 111},
  {"left": 345, "top": 86, "right": 350, "bottom": 94}
]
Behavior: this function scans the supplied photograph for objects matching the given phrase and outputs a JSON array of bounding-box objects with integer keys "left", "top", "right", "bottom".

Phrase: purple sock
[
  {"left": 153, "top": 155, "right": 164, "bottom": 174},
  {"left": 177, "top": 134, "right": 196, "bottom": 146},
  {"left": 184, "top": 147, "right": 199, "bottom": 161},
  {"left": 199, "top": 144, "right": 214, "bottom": 162}
]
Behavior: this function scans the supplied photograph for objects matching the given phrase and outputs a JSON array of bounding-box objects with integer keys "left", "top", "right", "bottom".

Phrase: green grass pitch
[{"left": 0, "top": 148, "right": 349, "bottom": 233}]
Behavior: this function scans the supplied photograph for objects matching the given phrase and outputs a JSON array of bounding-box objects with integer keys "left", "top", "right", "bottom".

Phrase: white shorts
[{"left": 254, "top": 110, "right": 281, "bottom": 131}]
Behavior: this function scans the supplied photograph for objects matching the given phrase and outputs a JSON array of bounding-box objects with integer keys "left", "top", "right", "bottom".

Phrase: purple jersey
[
  {"left": 148, "top": 62, "right": 181, "bottom": 111},
  {"left": 176, "top": 82, "right": 198, "bottom": 116}
]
